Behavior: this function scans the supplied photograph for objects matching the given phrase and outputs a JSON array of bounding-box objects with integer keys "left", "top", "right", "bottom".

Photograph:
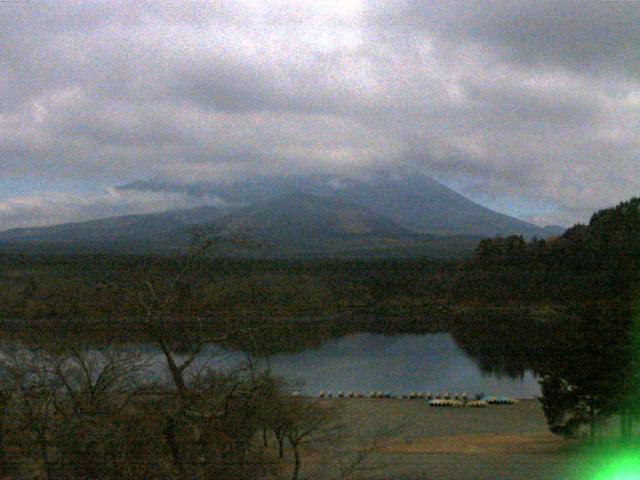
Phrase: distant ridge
[
  {"left": 0, "top": 169, "right": 564, "bottom": 257},
  {"left": 0, "top": 206, "right": 225, "bottom": 251}
]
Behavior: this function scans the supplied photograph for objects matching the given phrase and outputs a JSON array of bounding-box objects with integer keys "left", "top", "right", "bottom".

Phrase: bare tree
[
  {"left": 1, "top": 349, "right": 58, "bottom": 480},
  {"left": 47, "top": 347, "right": 148, "bottom": 416},
  {"left": 301, "top": 408, "right": 410, "bottom": 480},
  {"left": 267, "top": 396, "right": 290, "bottom": 459},
  {"left": 136, "top": 238, "right": 229, "bottom": 404},
  {"left": 284, "top": 398, "right": 334, "bottom": 480},
  {"left": 0, "top": 346, "right": 152, "bottom": 480},
  {"left": 329, "top": 421, "right": 408, "bottom": 480},
  {"left": 0, "top": 387, "right": 9, "bottom": 477}
]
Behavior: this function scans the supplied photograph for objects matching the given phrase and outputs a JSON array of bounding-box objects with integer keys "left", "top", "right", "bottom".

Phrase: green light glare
[
  {"left": 591, "top": 454, "right": 640, "bottom": 480},
  {"left": 570, "top": 448, "right": 640, "bottom": 480}
]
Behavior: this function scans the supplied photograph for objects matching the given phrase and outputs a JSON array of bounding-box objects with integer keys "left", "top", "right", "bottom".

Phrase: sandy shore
[{"left": 304, "top": 398, "right": 583, "bottom": 480}]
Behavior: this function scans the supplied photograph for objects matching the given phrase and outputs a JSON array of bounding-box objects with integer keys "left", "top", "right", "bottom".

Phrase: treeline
[
  {"left": 1, "top": 249, "right": 565, "bottom": 327},
  {"left": 0, "top": 255, "right": 457, "bottom": 330},
  {"left": 470, "top": 198, "right": 640, "bottom": 440}
]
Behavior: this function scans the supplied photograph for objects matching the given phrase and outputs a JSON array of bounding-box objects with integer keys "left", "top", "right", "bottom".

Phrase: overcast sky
[{"left": 1, "top": 0, "right": 639, "bottom": 231}]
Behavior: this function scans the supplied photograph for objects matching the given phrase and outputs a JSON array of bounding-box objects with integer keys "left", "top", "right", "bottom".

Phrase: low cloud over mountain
[{"left": 1, "top": 1, "right": 638, "bottom": 231}]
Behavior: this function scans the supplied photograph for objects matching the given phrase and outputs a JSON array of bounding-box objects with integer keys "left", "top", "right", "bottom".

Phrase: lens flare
[
  {"left": 590, "top": 453, "right": 640, "bottom": 480},
  {"left": 566, "top": 447, "right": 640, "bottom": 480}
]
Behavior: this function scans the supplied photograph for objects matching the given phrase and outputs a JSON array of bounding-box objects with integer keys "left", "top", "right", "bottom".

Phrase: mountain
[
  {"left": 0, "top": 206, "right": 225, "bottom": 252},
  {"left": 0, "top": 193, "right": 480, "bottom": 258},
  {"left": 118, "top": 169, "right": 562, "bottom": 238},
  {"left": 202, "top": 192, "right": 480, "bottom": 258},
  {"left": 211, "top": 192, "right": 413, "bottom": 243},
  {"left": 324, "top": 173, "right": 558, "bottom": 238},
  {"left": 0, "top": 168, "right": 564, "bottom": 257}
]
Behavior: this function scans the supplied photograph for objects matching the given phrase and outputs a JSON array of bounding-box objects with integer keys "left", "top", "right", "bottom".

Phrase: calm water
[{"left": 156, "top": 333, "right": 541, "bottom": 399}]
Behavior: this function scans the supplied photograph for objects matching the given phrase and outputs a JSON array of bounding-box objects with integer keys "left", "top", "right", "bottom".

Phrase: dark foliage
[{"left": 472, "top": 198, "right": 640, "bottom": 438}]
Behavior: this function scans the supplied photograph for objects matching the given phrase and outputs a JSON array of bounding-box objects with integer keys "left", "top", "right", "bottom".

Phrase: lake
[{"left": 156, "top": 332, "right": 541, "bottom": 399}]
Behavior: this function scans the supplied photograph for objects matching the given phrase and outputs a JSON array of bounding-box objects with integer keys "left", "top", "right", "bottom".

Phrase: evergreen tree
[{"left": 536, "top": 198, "right": 640, "bottom": 439}]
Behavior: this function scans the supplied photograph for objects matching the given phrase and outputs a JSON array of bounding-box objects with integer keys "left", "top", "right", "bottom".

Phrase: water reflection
[
  {"left": 260, "top": 333, "right": 540, "bottom": 398},
  {"left": 0, "top": 333, "right": 541, "bottom": 398},
  {"left": 185, "top": 333, "right": 540, "bottom": 398}
]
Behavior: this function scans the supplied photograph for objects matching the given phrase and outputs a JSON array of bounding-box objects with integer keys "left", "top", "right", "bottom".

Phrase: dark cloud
[
  {"left": 371, "top": 0, "right": 640, "bottom": 79},
  {"left": 0, "top": 0, "right": 638, "bottom": 229}
]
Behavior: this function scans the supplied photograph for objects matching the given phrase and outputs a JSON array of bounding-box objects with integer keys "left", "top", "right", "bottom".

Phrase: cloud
[
  {"left": 0, "top": 0, "right": 638, "bottom": 229},
  {"left": 370, "top": 0, "right": 640, "bottom": 79}
]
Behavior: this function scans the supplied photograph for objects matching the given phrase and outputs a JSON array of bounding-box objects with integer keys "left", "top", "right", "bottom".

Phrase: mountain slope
[
  {"left": 318, "top": 172, "right": 554, "bottom": 238},
  {"left": 0, "top": 206, "right": 224, "bottom": 251},
  {"left": 208, "top": 192, "right": 414, "bottom": 243},
  {"left": 203, "top": 192, "right": 479, "bottom": 258},
  {"left": 118, "top": 169, "right": 562, "bottom": 238},
  {"left": 0, "top": 193, "right": 481, "bottom": 258}
]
